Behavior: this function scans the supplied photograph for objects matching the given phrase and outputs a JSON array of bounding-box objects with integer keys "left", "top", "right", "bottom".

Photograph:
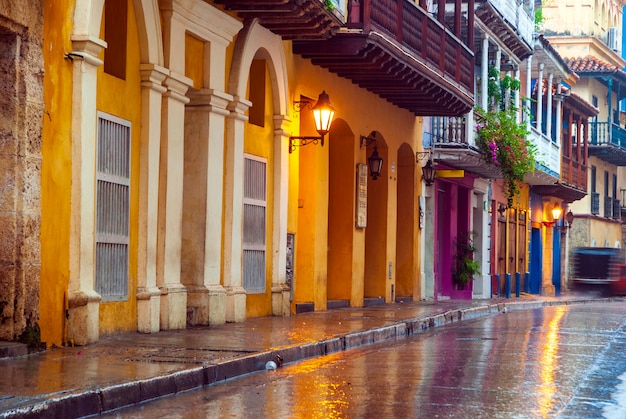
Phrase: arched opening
[
  {"left": 327, "top": 119, "right": 356, "bottom": 307},
  {"left": 395, "top": 143, "right": 417, "bottom": 302},
  {"left": 364, "top": 133, "right": 388, "bottom": 303}
]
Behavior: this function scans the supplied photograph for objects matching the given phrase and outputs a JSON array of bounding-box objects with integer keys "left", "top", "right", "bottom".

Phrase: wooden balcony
[
  {"left": 214, "top": 0, "right": 342, "bottom": 40},
  {"left": 292, "top": 0, "right": 475, "bottom": 116}
]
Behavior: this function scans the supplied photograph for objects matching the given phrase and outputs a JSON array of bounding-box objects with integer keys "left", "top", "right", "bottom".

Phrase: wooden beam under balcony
[
  {"left": 213, "top": 0, "right": 342, "bottom": 39},
  {"left": 294, "top": 0, "right": 474, "bottom": 116}
]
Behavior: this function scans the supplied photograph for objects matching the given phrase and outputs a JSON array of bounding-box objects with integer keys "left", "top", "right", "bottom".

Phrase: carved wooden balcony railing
[
  {"left": 293, "top": 0, "right": 474, "bottom": 116},
  {"left": 561, "top": 156, "right": 587, "bottom": 192}
]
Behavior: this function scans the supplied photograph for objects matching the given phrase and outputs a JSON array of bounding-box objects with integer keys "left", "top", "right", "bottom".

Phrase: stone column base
[
  {"left": 136, "top": 286, "right": 161, "bottom": 333},
  {"left": 271, "top": 284, "right": 291, "bottom": 316},
  {"left": 67, "top": 289, "right": 101, "bottom": 345},
  {"left": 542, "top": 284, "right": 556, "bottom": 297},
  {"left": 225, "top": 286, "right": 246, "bottom": 323},
  {"left": 187, "top": 284, "right": 226, "bottom": 326},
  {"left": 159, "top": 283, "right": 187, "bottom": 330}
]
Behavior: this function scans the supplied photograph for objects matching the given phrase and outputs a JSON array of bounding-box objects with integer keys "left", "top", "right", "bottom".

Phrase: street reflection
[
  {"left": 100, "top": 303, "right": 626, "bottom": 418},
  {"left": 538, "top": 306, "right": 566, "bottom": 418}
]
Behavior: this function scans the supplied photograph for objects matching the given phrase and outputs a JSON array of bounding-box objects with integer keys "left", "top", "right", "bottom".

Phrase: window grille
[
  {"left": 95, "top": 112, "right": 130, "bottom": 301},
  {"left": 243, "top": 155, "right": 267, "bottom": 294}
]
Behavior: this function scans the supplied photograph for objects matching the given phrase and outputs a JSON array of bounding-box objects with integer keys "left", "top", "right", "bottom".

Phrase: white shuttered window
[
  {"left": 243, "top": 155, "right": 267, "bottom": 294},
  {"left": 95, "top": 112, "right": 130, "bottom": 302}
]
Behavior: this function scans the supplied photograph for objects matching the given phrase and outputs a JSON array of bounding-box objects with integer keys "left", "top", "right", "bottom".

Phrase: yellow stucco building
[{"left": 29, "top": 0, "right": 454, "bottom": 346}]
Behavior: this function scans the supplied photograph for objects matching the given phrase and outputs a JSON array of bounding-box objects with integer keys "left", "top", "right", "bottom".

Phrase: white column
[
  {"left": 546, "top": 73, "right": 554, "bottom": 139},
  {"left": 136, "top": 64, "right": 168, "bottom": 334},
  {"left": 536, "top": 63, "right": 545, "bottom": 132},
  {"left": 157, "top": 72, "right": 191, "bottom": 330},
  {"left": 272, "top": 116, "right": 292, "bottom": 316},
  {"left": 495, "top": 48, "right": 501, "bottom": 73},
  {"left": 525, "top": 56, "right": 533, "bottom": 122},
  {"left": 481, "top": 34, "right": 489, "bottom": 110},
  {"left": 67, "top": 35, "right": 106, "bottom": 346},
  {"left": 224, "top": 97, "right": 252, "bottom": 322}
]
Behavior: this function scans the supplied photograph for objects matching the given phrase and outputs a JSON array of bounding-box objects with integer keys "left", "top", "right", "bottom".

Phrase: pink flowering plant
[{"left": 476, "top": 67, "right": 536, "bottom": 207}]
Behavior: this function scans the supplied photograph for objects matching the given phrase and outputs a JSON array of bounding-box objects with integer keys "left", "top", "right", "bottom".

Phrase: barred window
[
  {"left": 243, "top": 155, "right": 267, "bottom": 294},
  {"left": 95, "top": 112, "right": 130, "bottom": 301}
]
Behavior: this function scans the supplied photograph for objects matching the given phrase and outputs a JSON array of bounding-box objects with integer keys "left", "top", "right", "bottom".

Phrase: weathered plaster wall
[{"left": 0, "top": 0, "right": 44, "bottom": 341}]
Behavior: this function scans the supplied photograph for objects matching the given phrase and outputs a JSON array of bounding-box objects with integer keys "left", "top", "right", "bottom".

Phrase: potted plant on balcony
[
  {"left": 452, "top": 231, "right": 480, "bottom": 290},
  {"left": 476, "top": 67, "right": 536, "bottom": 207}
]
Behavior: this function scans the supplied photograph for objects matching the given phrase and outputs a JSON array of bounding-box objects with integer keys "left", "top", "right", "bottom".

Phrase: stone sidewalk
[{"left": 0, "top": 295, "right": 619, "bottom": 418}]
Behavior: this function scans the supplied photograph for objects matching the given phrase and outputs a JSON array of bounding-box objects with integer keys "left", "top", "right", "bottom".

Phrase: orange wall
[{"left": 40, "top": 0, "right": 74, "bottom": 346}]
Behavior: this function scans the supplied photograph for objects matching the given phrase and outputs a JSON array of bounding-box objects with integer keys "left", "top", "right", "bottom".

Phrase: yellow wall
[
  {"left": 244, "top": 60, "right": 275, "bottom": 317},
  {"left": 95, "top": 1, "right": 142, "bottom": 334},
  {"left": 40, "top": 0, "right": 75, "bottom": 346},
  {"left": 284, "top": 50, "right": 422, "bottom": 309}
]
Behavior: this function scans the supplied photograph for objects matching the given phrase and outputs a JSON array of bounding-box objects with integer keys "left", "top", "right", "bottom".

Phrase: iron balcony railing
[
  {"left": 613, "top": 199, "right": 621, "bottom": 220},
  {"left": 604, "top": 196, "right": 613, "bottom": 218}
]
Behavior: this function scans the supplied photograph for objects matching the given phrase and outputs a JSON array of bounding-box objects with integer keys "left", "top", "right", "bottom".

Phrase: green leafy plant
[
  {"left": 534, "top": 7, "right": 544, "bottom": 32},
  {"left": 452, "top": 232, "right": 480, "bottom": 288},
  {"left": 476, "top": 67, "right": 536, "bottom": 207},
  {"left": 324, "top": 0, "right": 336, "bottom": 11}
]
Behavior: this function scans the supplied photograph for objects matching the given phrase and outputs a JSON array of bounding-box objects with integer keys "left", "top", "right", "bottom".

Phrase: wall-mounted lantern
[
  {"left": 360, "top": 134, "right": 383, "bottom": 180},
  {"left": 543, "top": 204, "right": 570, "bottom": 228},
  {"left": 416, "top": 149, "right": 435, "bottom": 186},
  {"left": 289, "top": 91, "right": 335, "bottom": 153}
]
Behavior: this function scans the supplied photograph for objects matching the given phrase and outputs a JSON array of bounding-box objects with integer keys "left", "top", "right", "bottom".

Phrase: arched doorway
[
  {"left": 328, "top": 120, "right": 357, "bottom": 307},
  {"left": 364, "top": 133, "right": 388, "bottom": 304},
  {"left": 395, "top": 144, "right": 418, "bottom": 302}
]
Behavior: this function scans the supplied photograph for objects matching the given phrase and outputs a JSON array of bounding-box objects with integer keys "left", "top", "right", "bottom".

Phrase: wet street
[{"left": 98, "top": 302, "right": 626, "bottom": 418}]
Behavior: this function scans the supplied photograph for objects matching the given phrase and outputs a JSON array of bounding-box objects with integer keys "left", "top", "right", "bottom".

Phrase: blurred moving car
[{"left": 569, "top": 247, "right": 626, "bottom": 296}]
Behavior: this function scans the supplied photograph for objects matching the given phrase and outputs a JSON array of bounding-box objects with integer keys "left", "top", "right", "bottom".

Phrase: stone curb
[{"left": 0, "top": 297, "right": 614, "bottom": 418}]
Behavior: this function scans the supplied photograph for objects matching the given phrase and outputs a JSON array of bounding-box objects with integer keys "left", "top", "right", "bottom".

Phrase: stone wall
[{"left": 0, "top": 1, "right": 43, "bottom": 341}]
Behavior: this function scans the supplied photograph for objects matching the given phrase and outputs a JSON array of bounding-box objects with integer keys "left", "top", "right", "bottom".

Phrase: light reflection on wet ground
[{"left": 102, "top": 302, "right": 626, "bottom": 418}]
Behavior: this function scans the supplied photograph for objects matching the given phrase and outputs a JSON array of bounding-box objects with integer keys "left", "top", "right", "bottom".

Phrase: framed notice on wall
[{"left": 356, "top": 163, "right": 368, "bottom": 228}]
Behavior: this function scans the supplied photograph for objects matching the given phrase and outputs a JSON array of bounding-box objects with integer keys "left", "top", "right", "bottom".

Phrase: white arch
[
  {"left": 132, "top": 0, "right": 164, "bottom": 65},
  {"left": 228, "top": 19, "right": 289, "bottom": 117},
  {"left": 72, "top": 0, "right": 164, "bottom": 65}
]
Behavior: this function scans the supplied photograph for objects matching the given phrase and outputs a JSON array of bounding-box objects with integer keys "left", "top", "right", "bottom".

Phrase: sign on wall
[{"left": 356, "top": 163, "right": 368, "bottom": 228}]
